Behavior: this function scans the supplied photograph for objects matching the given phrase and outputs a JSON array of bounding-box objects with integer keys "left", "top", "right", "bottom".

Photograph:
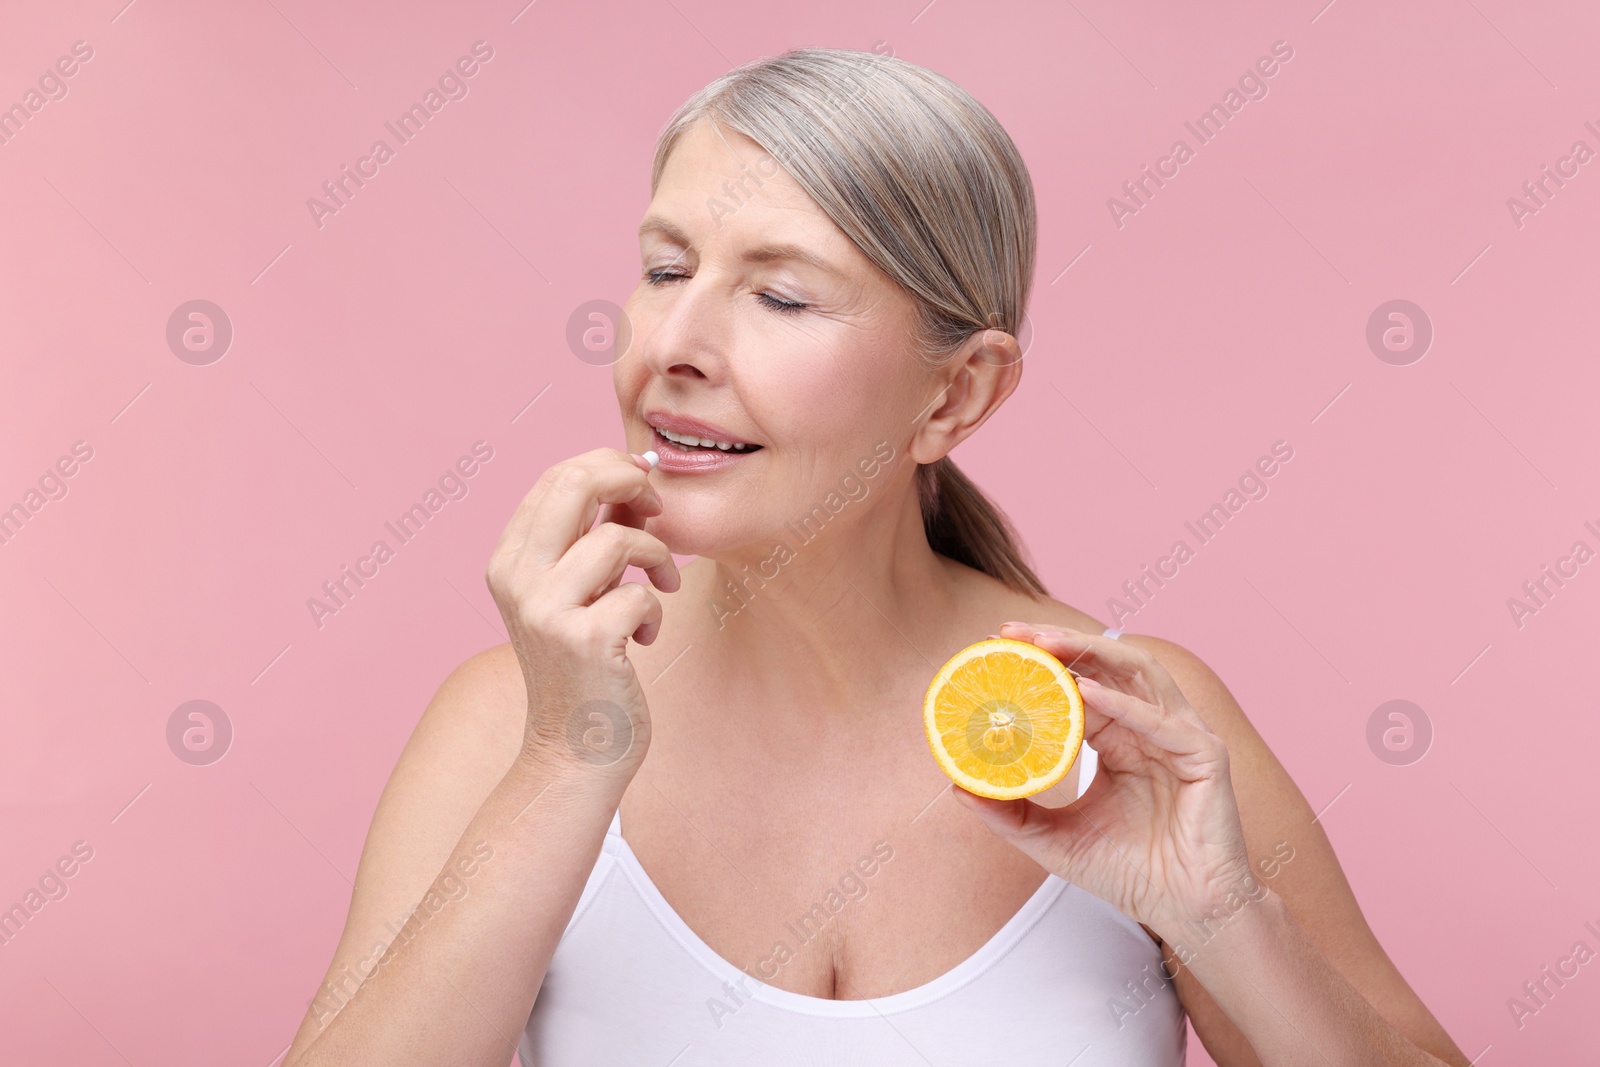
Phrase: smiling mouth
[{"left": 651, "top": 426, "right": 763, "bottom": 454}]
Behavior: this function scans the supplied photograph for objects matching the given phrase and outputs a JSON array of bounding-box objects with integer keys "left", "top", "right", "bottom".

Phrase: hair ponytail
[{"left": 918, "top": 457, "right": 1049, "bottom": 597}]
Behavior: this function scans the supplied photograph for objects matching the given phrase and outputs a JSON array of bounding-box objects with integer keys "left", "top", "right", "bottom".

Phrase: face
[{"left": 615, "top": 120, "right": 934, "bottom": 560}]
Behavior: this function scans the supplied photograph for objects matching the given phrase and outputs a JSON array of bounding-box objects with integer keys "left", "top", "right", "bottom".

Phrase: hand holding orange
[
  {"left": 939, "top": 622, "right": 1260, "bottom": 946},
  {"left": 923, "top": 637, "right": 1086, "bottom": 800}
]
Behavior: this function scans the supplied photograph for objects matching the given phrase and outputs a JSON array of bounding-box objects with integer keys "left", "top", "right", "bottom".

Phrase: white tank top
[{"left": 518, "top": 627, "right": 1187, "bottom": 1065}]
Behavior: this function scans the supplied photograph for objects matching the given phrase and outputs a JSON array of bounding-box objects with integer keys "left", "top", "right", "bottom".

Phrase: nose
[{"left": 637, "top": 272, "right": 728, "bottom": 384}]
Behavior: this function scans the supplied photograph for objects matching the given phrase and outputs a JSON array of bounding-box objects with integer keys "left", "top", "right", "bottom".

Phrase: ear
[{"left": 909, "top": 329, "right": 1025, "bottom": 465}]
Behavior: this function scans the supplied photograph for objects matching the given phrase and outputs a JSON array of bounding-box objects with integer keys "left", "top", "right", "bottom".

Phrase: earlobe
[
  {"left": 907, "top": 422, "right": 953, "bottom": 466},
  {"left": 907, "top": 374, "right": 966, "bottom": 465}
]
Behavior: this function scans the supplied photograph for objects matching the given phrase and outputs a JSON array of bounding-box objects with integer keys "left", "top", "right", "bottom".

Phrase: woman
[{"left": 285, "top": 48, "right": 1470, "bottom": 1066}]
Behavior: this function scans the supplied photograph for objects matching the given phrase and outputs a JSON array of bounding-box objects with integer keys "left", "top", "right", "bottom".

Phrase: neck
[{"left": 693, "top": 485, "right": 965, "bottom": 715}]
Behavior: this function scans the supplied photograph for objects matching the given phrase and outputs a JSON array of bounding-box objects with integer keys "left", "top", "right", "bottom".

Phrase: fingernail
[
  {"left": 999, "top": 620, "right": 1029, "bottom": 628},
  {"left": 1077, "top": 675, "right": 1102, "bottom": 688}
]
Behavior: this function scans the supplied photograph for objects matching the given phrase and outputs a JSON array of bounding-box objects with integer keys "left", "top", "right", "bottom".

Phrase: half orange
[{"left": 924, "top": 638, "right": 1086, "bottom": 800}]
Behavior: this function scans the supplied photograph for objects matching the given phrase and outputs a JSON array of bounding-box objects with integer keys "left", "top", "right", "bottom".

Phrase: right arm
[
  {"left": 283, "top": 449, "right": 678, "bottom": 1067},
  {"left": 280, "top": 658, "right": 623, "bottom": 1067}
]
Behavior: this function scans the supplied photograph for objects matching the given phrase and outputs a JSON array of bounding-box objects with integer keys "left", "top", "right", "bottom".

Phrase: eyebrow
[{"left": 637, "top": 214, "right": 845, "bottom": 279}]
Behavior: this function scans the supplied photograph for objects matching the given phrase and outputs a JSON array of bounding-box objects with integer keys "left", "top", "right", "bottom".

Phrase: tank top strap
[
  {"left": 607, "top": 806, "right": 622, "bottom": 837},
  {"left": 1079, "top": 631, "right": 1115, "bottom": 795}
]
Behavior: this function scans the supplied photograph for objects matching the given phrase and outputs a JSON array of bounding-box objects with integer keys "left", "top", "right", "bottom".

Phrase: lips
[
  {"left": 642, "top": 409, "right": 764, "bottom": 473},
  {"left": 643, "top": 409, "right": 761, "bottom": 450},
  {"left": 648, "top": 425, "right": 763, "bottom": 473}
]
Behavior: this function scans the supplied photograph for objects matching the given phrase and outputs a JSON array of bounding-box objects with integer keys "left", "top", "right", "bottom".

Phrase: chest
[
  {"left": 612, "top": 586, "right": 1100, "bottom": 999},
  {"left": 525, "top": 810, "right": 1186, "bottom": 1067},
  {"left": 621, "top": 811, "right": 1049, "bottom": 998},
  {"left": 617, "top": 744, "right": 1085, "bottom": 1000}
]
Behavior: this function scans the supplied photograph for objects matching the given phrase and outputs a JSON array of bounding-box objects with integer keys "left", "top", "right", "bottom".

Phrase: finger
[
  {"left": 997, "top": 622, "right": 1167, "bottom": 701},
  {"left": 1070, "top": 680, "right": 1128, "bottom": 756},
  {"left": 498, "top": 450, "right": 661, "bottom": 566},
  {"left": 589, "top": 579, "right": 665, "bottom": 646},
  {"left": 1076, "top": 676, "right": 1220, "bottom": 771},
  {"left": 1000, "top": 623, "right": 1204, "bottom": 731},
  {"left": 947, "top": 787, "right": 1086, "bottom": 873},
  {"left": 595, "top": 492, "right": 661, "bottom": 532},
  {"left": 548, "top": 522, "right": 682, "bottom": 604},
  {"left": 597, "top": 452, "right": 662, "bottom": 532},
  {"left": 496, "top": 450, "right": 648, "bottom": 558},
  {"left": 948, "top": 787, "right": 1038, "bottom": 834}
]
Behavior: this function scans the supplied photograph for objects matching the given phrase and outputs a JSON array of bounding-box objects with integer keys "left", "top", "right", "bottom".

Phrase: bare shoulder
[
  {"left": 1101, "top": 631, "right": 1303, "bottom": 855},
  {"left": 1112, "top": 634, "right": 1257, "bottom": 741},
  {"left": 354, "top": 640, "right": 528, "bottom": 893},
  {"left": 977, "top": 577, "right": 1110, "bottom": 638},
  {"left": 407, "top": 641, "right": 529, "bottom": 760},
  {"left": 1103, "top": 631, "right": 1471, "bottom": 1066},
  {"left": 1098, "top": 633, "right": 1315, "bottom": 847},
  {"left": 349, "top": 637, "right": 529, "bottom": 895}
]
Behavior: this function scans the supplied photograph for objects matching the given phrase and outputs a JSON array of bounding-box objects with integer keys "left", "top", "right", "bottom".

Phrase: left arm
[
  {"left": 1124, "top": 634, "right": 1469, "bottom": 1067},
  {"left": 953, "top": 625, "right": 1471, "bottom": 1067}
]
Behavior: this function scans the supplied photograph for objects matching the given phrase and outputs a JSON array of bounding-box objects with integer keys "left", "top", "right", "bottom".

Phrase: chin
[
  {"left": 644, "top": 518, "right": 723, "bottom": 560},
  {"left": 643, "top": 506, "right": 763, "bottom": 562}
]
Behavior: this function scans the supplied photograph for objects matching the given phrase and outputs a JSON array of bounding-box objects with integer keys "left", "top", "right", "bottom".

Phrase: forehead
[
  {"left": 658, "top": 121, "right": 799, "bottom": 194},
  {"left": 645, "top": 120, "right": 840, "bottom": 245}
]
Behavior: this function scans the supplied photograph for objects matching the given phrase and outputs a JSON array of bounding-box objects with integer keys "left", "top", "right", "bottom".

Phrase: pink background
[{"left": 3, "top": 0, "right": 1596, "bottom": 1062}]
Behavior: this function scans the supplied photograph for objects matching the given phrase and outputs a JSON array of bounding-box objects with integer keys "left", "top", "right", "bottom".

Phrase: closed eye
[
  {"left": 644, "top": 270, "right": 809, "bottom": 314},
  {"left": 756, "top": 292, "right": 808, "bottom": 313}
]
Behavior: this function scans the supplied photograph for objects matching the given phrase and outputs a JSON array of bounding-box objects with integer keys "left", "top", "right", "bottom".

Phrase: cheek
[
  {"left": 613, "top": 348, "right": 650, "bottom": 404},
  {"left": 772, "top": 325, "right": 901, "bottom": 422},
  {"left": 757, "top": 362, "right": 862, "bottom": 455}
]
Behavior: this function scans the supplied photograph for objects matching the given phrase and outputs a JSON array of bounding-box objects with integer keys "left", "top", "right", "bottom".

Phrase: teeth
[{"left": 656, "top": 426, "right": 756, "bottom": 452}]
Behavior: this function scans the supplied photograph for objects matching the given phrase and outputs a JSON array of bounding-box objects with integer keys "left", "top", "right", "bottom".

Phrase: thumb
[
  {"left": 949, "top": 785, "right": 1043, "bottom": 838},
  {"left": 949, "top": 785, "right": 1075, "bottom": 875}
]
